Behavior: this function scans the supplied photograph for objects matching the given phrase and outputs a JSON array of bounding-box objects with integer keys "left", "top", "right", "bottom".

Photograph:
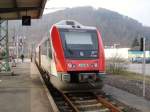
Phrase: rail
[{"left": 36, "top": 62, "right": 124, "bottom": 112}]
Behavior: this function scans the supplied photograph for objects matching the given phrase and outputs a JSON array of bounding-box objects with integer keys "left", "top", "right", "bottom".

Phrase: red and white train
[{"left": 36, "top": 20, "right": 105, "bottom": 91}]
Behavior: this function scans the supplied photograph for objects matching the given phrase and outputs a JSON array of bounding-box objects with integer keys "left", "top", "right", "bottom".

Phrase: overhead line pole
[
  {"left": 0, "top": 19, "right": 11, "bottom": 72},
  {"left": 142, "top": 37, "right": 146, "bottom": 97}
]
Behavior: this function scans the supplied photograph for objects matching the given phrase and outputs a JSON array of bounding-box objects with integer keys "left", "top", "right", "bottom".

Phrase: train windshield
[
  {"left": 65, "top": 32, "right": 92, "bottom": 45},
  {"left": 60, "top": 29, "right": 99, "bottom": 59}
]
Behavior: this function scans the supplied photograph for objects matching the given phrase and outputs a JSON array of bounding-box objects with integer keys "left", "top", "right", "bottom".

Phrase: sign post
[{"left": 141, "top": 37, "right": 146, "bottom": 97}]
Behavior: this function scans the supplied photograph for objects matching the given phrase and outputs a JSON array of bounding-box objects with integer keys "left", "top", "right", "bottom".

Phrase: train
[{"left": 35, "top": 20, "right": 105, "bottom": 91}]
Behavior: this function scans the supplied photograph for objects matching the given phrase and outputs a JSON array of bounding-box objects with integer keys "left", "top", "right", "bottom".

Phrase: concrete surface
[
  {"left": 0, "top": 62, "right": 51, "bottom": 112},
  {"left": 103, "top": 84, "right": 150, "bottom": 112},
  {"left": 128, "top": 64, "right": 150, "bottom": 76}
]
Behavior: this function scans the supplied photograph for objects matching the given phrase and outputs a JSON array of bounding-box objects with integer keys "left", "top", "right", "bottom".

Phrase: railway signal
[{"left": 140, "top": 37, "right": 144, "bottom": 51}]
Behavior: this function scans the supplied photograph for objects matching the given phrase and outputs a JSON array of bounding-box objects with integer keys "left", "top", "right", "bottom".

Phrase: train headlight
[
  {"left": 67, "top": 63, "right": 73, "bottom": 68},
  {"left": 94, "top": 63, "right": 98, "bottom": 67},
  {"left": 72, "top": 64, "right": 76, "bottom": 68},
  {"left": 91, "top": 63, "right": 98, "bottom": 68},
  {"left": 67, "top": 63, "right": 76, "bottom": 68}
]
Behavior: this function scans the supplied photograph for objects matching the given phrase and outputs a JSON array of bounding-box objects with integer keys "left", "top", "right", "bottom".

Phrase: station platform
[
  {"left": 104, "top": 84, "right": 150, "bottom": 112},
  {"left": 0, "top": 61, "right": 51, "bottom": 112}
]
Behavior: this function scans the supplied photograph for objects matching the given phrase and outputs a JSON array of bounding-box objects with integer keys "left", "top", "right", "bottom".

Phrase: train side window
[
  {"left": 48, "top": 50, "right": 52, "bottom": 59},
  {"left": 47, "top": 39, "right": 52, "bottom": 59},
  {"left": 41, "top": 41, "right": 47, "bottom": 55}
]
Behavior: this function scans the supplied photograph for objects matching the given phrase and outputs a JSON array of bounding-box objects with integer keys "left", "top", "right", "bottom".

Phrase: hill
[{"left": 8, "top": 7, "right": 150, "bottom": 49}]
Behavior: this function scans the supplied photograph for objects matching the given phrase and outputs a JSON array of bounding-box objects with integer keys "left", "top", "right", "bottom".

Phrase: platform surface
[
  {"left": 0, "top": 61, "right": 51, "bottom": 112},
  {"left": 104, "top": 84, "right": 150, "bottom": 112}
]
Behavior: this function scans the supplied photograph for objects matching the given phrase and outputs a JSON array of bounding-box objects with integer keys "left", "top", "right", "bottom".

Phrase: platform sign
[{"left": 22, "top": 16, "right": 31, "bottom": 26}]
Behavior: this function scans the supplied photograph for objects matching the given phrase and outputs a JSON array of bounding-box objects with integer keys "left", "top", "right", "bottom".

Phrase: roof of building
[{"left": 0, "top": 0, "right": 47, "bottom": 20}]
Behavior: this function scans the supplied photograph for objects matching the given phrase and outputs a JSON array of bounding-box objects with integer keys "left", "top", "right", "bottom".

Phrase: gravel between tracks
[
  {"left": 104, "top": 74, "right": 150, "bottom": 100},
  {"left": 113, "top": 99, "right": 141, "bottom": 112},
  {"left": 103, "top": 74, "right": 150, "bottom": 112}
]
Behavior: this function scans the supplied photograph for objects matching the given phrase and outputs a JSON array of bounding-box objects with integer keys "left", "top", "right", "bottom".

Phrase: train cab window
[
  {"left": 48, "top": 44, "right": 52, "bottom": 59},
  {"left": 65, "top": 32, "right": 93, "bottom": 45},
  {"left": 60, "top": 29, "right": 99, "bottom": 59}
]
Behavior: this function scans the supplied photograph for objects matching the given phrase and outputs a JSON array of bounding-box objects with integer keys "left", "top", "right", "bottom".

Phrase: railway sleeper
[
  {"left": 85, "top": 109, "right": 110, "bottom": 112},
  {"left": 70, "top": 96, "right": 95, "bottom": 100},
  {"left": 77, "top": 103, "right": 103, "bottom": 109},
  {"left": 59, "top": 108, "right": 74, "bottom": 112},
  {"left": 78, "top": 105, "right": 110, "bottom": 112},
  {"left": 56, "top": 101, "right": 69, "bottom": 105},
  {"left": 73, "top": 99, "right": 98, "bottom": 105},
  {"left": 59, "top": 106, "right": 73, "bottom": 110}
]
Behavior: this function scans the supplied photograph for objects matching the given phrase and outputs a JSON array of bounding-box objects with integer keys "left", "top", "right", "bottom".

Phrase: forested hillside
[{"left": 8, "top": 7, "right": 150, "bottom": 48}]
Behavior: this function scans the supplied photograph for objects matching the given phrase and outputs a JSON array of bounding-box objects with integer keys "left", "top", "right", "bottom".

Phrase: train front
[{"left": 51, "top": 20, "right": 105, "bottom": 90}]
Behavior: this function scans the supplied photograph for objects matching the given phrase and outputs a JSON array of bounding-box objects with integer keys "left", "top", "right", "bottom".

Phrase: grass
[
  {"left": 107, "top": 70, "right": 150, "bottom": 83},
  {"left": 106, "top": 57, "right": 150, "bottom": 83}
]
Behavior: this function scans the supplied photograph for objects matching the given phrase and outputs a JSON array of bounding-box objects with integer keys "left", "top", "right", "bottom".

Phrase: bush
[{"left": 106, "top": 55, "right": 129, "bottom": 74}]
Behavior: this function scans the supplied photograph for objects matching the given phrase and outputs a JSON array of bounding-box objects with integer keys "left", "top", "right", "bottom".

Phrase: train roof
[
  {"left": 37, "top": 20, "right": 98, "bottom": 48},
  {"left": 54, "top": 20, "right": 97, "bottom": 30}
]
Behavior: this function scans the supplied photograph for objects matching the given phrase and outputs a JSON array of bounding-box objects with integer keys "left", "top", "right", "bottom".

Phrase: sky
[{"left": 44, "top": 0, "right": 150, "bottom": 26}]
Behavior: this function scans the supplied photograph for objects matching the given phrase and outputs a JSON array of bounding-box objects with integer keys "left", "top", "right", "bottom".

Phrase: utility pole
[
  {"left": 141, "top": 37, "right": 146, "bottom": 97},
  {"left": 16, "top": 35, "right": 19, "bottom": 63}
]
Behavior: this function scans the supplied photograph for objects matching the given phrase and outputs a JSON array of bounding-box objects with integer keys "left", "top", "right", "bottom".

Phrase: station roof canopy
[{"left": 0, "top": 0, "right": 47, "bottom": 20}]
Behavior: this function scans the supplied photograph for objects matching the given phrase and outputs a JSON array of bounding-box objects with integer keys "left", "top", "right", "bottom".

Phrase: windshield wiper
[{"left": 65, "top": 41, "right": 73, "bottom": 55}]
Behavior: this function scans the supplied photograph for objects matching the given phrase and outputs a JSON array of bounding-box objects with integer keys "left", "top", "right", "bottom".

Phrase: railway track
[
  {"left": 65, "top": 92, "right": 110, "bottom": 112},
  {"left": 36, "top": 63, "right": 124, "bottom": 112},
  {"left": 44, "top": 77, "right": 124, "bottom": 112}
]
